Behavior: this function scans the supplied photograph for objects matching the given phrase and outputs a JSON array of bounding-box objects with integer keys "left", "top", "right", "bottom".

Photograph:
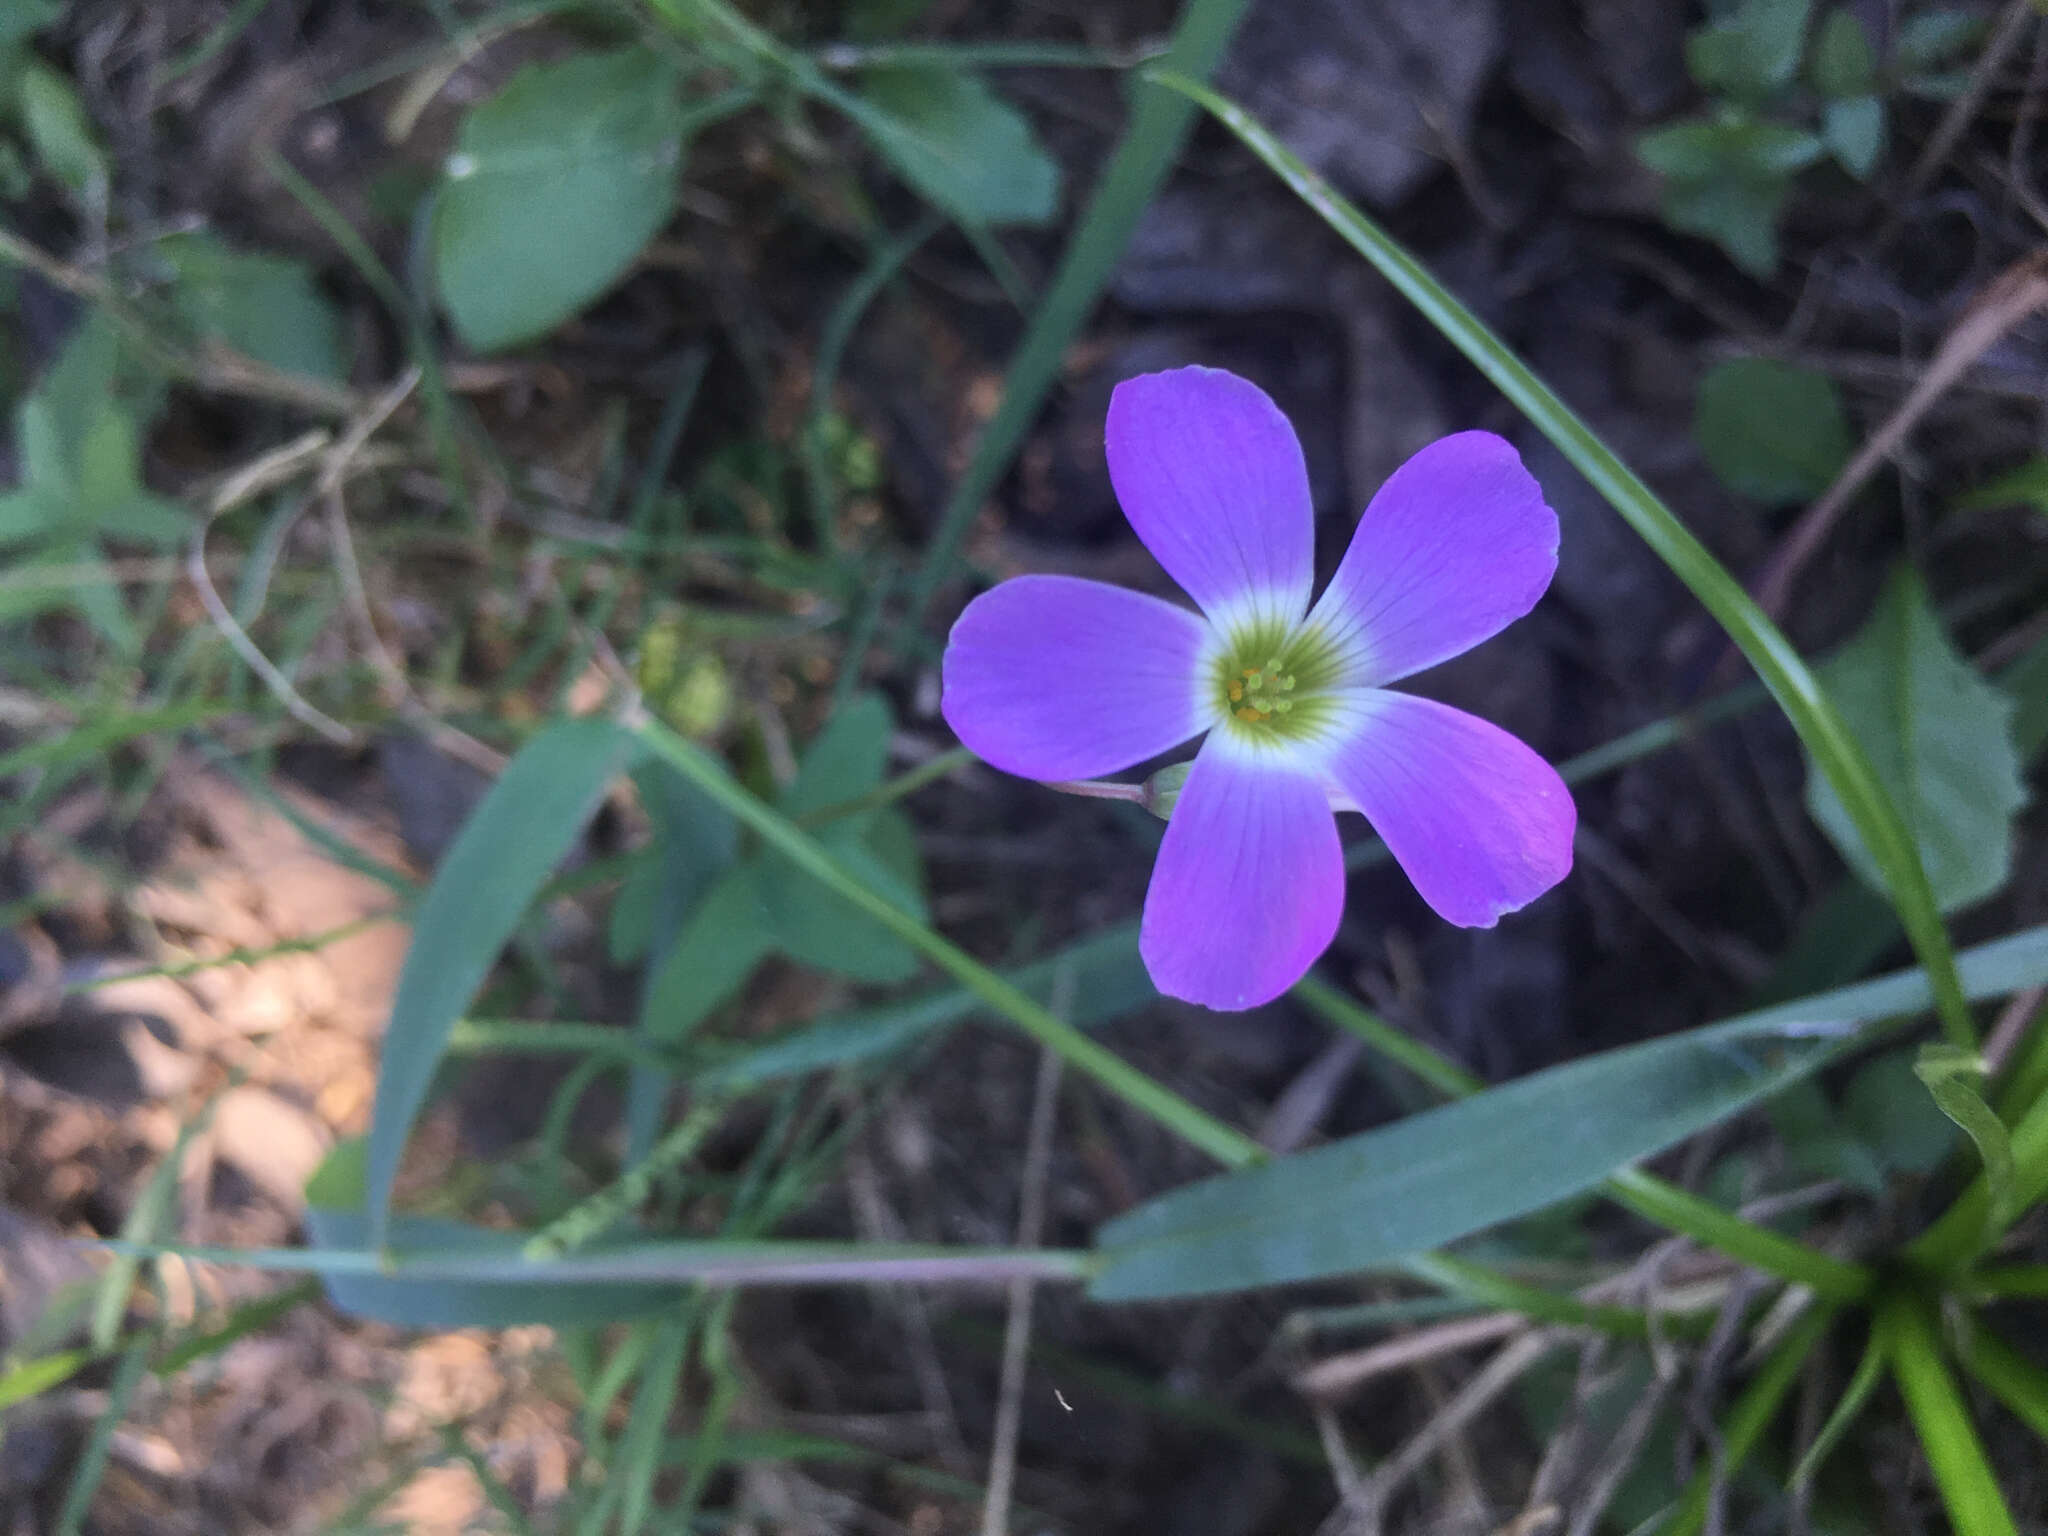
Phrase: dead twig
[
  {"left": 1896, "top": 0, "right": 2040, "bottom": 209},
  {"left": 980, "top": 1043, "right": 1064, "bottom": 1536},
  {"left": 1751, "top": 254, "right": 2048, "bottom": 623}
]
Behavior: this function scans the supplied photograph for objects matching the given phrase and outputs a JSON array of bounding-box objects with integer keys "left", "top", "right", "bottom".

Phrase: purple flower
[{"left": 941, "top": 366, "right": 1575, "bottom": 1011}]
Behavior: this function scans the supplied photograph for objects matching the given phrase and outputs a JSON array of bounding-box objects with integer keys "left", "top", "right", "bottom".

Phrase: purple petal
[
  {"left": 1322, "top": 690, "right": 1574, "bottom": 927},
  {"left": 1308, "top": 432, "right": 1558, "bottom": 686},
  {"left": 1106, "top": 366, "right": 1315, "bottom": 631},
  {"left": 1140, "top": 735, "right": 1344, "bottom": 1010},
  {"left": 942, "top": 574, "right": 1215, "bottom": 780}
]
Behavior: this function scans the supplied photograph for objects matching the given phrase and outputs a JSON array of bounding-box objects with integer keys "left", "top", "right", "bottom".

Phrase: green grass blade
[
  {"left": 0, "top": 1347, "right": 94, "bottom": 1410},
  {"left": 365, "top": 717, "right": 639, "bottom": 1246},
  {"left": 1157, "top": 70, "right": 1975, "bottom": 1055},
  {"left": 902, "top": 0, "right": 1256, "bottom": 621},
  {"left": 1791, "top": 1322, "right": 1887, "bottom": 1486},
  {"left": 1655, "top": 1304, "right": 1835, "bottom": 1536},
  {"left": 0, "top": 698, "right": 232, "bottom": 779},
  {"left": 1091, "top": 1011, "right": 1868, "bottom": 1301},
  {"left": 1880, "top": 1292, "right": 2020, "bottom": 1536},
  {"left": 1958, "top": 1325, "right": 2048, "bottom": 1444},
  {"left": 53, "top": 1342, "right": 149, "bottom": 1536}
]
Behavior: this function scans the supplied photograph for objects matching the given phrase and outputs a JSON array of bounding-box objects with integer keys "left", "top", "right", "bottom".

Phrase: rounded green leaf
[
  {"left": 1805, "top": 568, "right": 2028, "bottom": 913},
  {"left": 857, "top": 66, "right": 1060, "bottom": 227},
  {"left": 433, "top": 48, "right": 689, "bottom": 352},
  {"left": 1695, "top": 356, "right": 1853, "bottom": 502}
]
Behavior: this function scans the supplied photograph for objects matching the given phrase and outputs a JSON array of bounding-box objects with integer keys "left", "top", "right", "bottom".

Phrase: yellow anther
[{"left": 1228, "top": 681, "right": 1243, "bottom": 701}]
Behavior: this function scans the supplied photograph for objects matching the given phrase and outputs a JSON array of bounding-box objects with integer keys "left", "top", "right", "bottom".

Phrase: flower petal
[
  {"left": 1308, "top": 431, "right": 1558, "bottom": 687},
  {"left": 942, "top": 574, "right": 1215, "bottom": 780},
  {"left": 1106, "top": 366, "right": 1315, "bottom": 631},
  {"left": 1140, "top": 733, "right": 1344, "bottom": 1010},
  {"left": 1322, "top": 689, "right": 1574, "bottom": 927}
]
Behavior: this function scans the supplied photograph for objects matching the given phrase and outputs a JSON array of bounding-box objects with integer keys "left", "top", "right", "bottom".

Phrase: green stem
[
  {"left": 629, "top": 713, "right": 1266, "bottom": 1170},
  {"left": 1156, "top": 70, "right": 1975, "bottom": 1055},
  {"left": 1656, "top": 1304, "right": 1836, "bottom": 1536},
  {"left": 1880, "top": 1292, "right": 2021, "bottom": 1536},
  {"left": 1293, "top": 979, "right": 1873, "bottom": 1301},
  {"left": 1908, "top": 1082, "right": 2048, "bottom": 1275}
]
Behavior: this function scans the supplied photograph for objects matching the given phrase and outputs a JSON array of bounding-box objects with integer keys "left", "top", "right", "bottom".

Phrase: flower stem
[{"left": 1042, "top": 777, "right": 1150, "bottom": 803}]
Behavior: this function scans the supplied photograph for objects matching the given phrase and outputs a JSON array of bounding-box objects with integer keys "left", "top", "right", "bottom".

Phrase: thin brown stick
[
  {"left": 980, "top": 1045, "right": 1064, "bottom": 1536},
  {"left": 1897, "top": 0, "right": 2039, "bottom": 207},
  {"left": 1751, "top": 255, "right": 2048, "bottom": 622}
]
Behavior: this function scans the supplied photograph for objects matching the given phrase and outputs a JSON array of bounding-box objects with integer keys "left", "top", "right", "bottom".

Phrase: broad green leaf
[
  {"left": 1810, "top": 9, "right": 1876, "bottom": 96},
  {"left": 1091, "top": 1011, "right": 1862, "bottom": 1300},
  {"left": 640, "top": 864, "right": 777, "bottom": 1044},
  {"left": 365, "top": 716, "right": 639, "bottom": 1245},
  {"left": 1841, "top": 1049, "right": 1956, "bottom": 1176},
  {"left": 305, "top": 1142, "right": 685, "bottom": 1327},
  {"left": 1695, "top": 357, "right": 1853, "bottom": 502},
  {"left": 158, "top": 232, "right": 347, "bottom": 380},
  {"left": 857, "top": 66, "right": 1060, "bottom": 227},
  {"left": 1806, "top": 568, "right": 2027, "bottom": 912},
  {"left": 434, "top": 48, "right": 690, "bottom": 351},
  {"left": 778, "top": 693, "right": 893, "bottom": 818},
  {"left": 1823, "top": 95, "right": 1884, "bottom": 179},
  {"left": 1685, "top": 0, "right": 1813, "bottom": 96},
  {"left": 1767, "top": 1080, "right": 1887, "bottom": 1194},
  {"left": 1953, "top": 455, "right": 2048, "bottom": 515}
]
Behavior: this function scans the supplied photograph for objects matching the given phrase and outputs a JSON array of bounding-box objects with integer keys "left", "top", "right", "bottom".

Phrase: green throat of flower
[{"left": 1211, "top": 618, "right": 1343, "bottom": 743}]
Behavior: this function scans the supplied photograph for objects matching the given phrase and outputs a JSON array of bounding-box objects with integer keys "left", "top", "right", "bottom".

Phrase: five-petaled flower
[{"left": 941, "top": 366, "right": 1576, "bottom": 1010}]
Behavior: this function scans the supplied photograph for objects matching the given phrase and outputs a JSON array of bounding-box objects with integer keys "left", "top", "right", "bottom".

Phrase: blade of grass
[
  {"left": 53, "top": 1342, "right": 150, "bottom": 1536},
  {"left": 1790, "top": 1322, "right": 1887, "bottom": 1487},
  {"left": 901, "top": 0, "right": 1256, "bottom": 623},
  {"left": 0, "top": 698, "right": 233, "bottom": 779},
  {"left": 1957, "top": 1324, "right": 2048, "bottom": 1443},
  {"left": 1158, "top": 71, "right": 1975, "bottom": 1055},
  {"left": 1909, "top": 1077, "right": 2048, "bottom": 1274},
  {"left": 1880, "top": 1291, "right": 2020, "bottom": 1536},
  {"left": 1654, "top": 1303, "right": 1835, "bottom": 1536},
  {"left": 1292, "top": 979, "right": 1873, "bottom": 1300}
]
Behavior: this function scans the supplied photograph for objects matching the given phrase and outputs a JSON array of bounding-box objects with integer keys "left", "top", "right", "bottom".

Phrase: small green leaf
[
  {"left": 1805, "top": 568, "right": 2027, "bottom": 913},
  {"left": 1823, "top": 94, "right": 1884, "bottom": 178},
  {"left": 16, "top": 61, "right": 104, "bottom": 195},
  {"left": 1952, "top": 455, "right": 2048, "bottom": 515},
  {"left": 1695, "top": 357, "right": 1853, "bottom": 502},
  {"left": 1895, "top": 11, "right": 1990, "bottom": 73},
  {"left": 857, "top": 66, "right": 1060, "bottom": 227},
  {"left": 158, "top": 232, "right": 347, "bottom": 380},
  {"left": 1091, "top": 1010, "right": 1861, "bottom": 1301},
  {"left": 1685, "top": 0, "right": 1814, "bottom": 96},
  {"left": 366, "top": 717, "right": 640, "bottom": 1245},
  {"left": 1810, "top": 9, "right": 1876, "bottom": 96},
  {"left": 1914, "top": 1044, "right": 2016, "bottom": 1232},
  {"left": 1639, "top": 119, "right": 1824, "bottom": 276},
  {"left": 434, "top": 48, "right": 692, "bottom": 352}
]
